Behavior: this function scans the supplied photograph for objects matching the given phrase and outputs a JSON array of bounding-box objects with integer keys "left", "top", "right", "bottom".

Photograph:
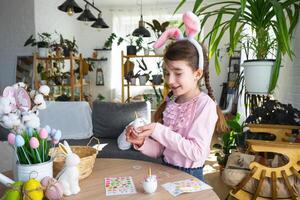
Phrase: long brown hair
[{"left": 154, "top": 40, "right": 228, "bottom": 133}]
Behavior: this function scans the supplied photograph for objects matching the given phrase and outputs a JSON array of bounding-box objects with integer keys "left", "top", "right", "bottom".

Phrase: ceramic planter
[
  {"left": 126, "top": 45, "right": 137, "bottom": 55},
  {"left": 14, "top": 160, "right": 53, "bottom": 182},
  {"left": 242, "top": 60, "right": 276, "bottom": 94},
  {"left": 152, "top": 75, "right": 163, "bottom": 85},
  {"left": 138, "top": 75, "right": 148, "bottom": 85},
  {"left": 38, "top": 48, "right": 48, "bottom": 58}
]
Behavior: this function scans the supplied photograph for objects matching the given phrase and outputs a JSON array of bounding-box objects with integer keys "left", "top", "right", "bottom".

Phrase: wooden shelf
[
  {"left": 36, "top": 56, "right": 81, "bottom": 60},
  {"left": 33, "top": 53, "right": 87, "bottom": 101},
  {"left": 86, "top": 57, "right": 108, "bottom": 61},
  {"left": 94, "top": 48, "right": 111, "bottom": 51},
  {"left": 121, "top": 50, "right": 164, "bottom": 103},
  {"left": 123, "top": 54, "right": 163, "bottom": 58}
]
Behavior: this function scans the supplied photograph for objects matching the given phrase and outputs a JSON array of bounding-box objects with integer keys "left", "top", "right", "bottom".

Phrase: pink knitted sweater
[{"left": 137, "top": 92, "right": 218, "bottom": 168}]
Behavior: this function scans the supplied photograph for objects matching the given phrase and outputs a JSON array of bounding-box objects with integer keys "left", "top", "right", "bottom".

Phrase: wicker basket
[{"left": 52, "top": 137, "right": 100, "bottom": 180}]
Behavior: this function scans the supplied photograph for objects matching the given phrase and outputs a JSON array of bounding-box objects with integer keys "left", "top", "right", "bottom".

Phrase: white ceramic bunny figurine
[{"left": 56, "top": 141, "right": 81, "bottom": 196}]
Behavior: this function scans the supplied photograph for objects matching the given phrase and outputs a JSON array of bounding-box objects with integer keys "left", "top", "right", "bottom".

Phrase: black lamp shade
[
  {"left": 77, "top": 5, "right": 96, "bottom": 21},
  {"left": 91, "top": 14, "right": 109, "bottom": 28},
  {"left": 58, "top": 0, "right": 83, "bottom": 13},
  {"left": 132, "top": 17, "right": 151, "bottom": 37}
]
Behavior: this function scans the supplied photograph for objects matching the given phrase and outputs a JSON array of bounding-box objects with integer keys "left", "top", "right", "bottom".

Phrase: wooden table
[{"left": 1, "top": 158, "right": 220, "bottom": 199}]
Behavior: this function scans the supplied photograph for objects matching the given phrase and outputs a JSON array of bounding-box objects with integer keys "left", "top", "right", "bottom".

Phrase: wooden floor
[{"left": 204, "top": 134, "right": 231, "bottom": 200}]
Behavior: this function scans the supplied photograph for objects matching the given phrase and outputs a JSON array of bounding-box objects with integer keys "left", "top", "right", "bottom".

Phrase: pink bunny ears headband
[{"left": 153, "top": 11, "right": 203, "bottom": 69}]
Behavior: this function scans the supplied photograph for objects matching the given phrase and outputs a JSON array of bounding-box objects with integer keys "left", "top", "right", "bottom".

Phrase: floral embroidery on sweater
[{"left": 163, "top": 95, "right": 199, "bottom": 133}]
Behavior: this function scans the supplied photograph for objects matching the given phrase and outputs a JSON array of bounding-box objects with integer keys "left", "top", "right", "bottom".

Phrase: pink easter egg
[
  {"left": 39, "top": 128, "right": 48, "bottom": 139},
  {"left": 41, "top": 176, "right": 63, "bottom": 200},
  {"left": 7, "top": 133, "right": 16, "bottom": 145},
  {"left": 29, "top": 137, "right": 39, "bottom": 149}
]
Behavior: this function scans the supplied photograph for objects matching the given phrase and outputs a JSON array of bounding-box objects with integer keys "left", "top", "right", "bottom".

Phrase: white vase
[
  {"left": 38, "top": 47, "right": 48, "bottom": 58},
  {"left": 242, "top": 60, "right": 275, "bottom": 94},
  {"left": 14, "top": 160, "right": 53, "bottom": 182}
]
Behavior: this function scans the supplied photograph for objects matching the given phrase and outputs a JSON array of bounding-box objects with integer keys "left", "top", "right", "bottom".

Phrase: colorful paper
[
  {"left": 162, "top": 178, "right": 212, "bottom": 197},
  {"left": 104, "top": 176, "right": 136, "bottom": 196}
]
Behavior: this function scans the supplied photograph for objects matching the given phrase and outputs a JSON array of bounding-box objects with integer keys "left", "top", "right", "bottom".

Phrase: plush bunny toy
[{"left": 56, "top": 141, "right": 81, "bottom": 196}]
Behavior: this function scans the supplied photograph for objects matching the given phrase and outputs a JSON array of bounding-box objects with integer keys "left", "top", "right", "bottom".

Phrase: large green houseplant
[{"left": 175, "top": 0, "right": 300, "bottom": 93}]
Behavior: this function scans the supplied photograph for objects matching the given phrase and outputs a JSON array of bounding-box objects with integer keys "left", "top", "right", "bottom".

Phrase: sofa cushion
[
  {"left": 92, "top": 101, "right": 150, "bottom": 139},
  {"left": 0, "top": 125, "right": 9, "bottom": 141}
]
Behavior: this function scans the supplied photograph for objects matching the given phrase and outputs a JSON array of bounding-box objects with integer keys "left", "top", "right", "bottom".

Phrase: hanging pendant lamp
[
  {"left": 77, "top": 4, "right": 97, "bottom": 22},
  {"left": 58, "top": 0, "right": 83, "bottom": 16},
  {"left": 132, "top": 0, "right": 150, "bottom": 37},
  {"left": 91, "top": 13, "right": 109, "bottom": 28}
]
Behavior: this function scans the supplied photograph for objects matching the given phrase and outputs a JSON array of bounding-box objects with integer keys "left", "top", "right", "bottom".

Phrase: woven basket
[{"left": 52, "top": 137, "right": 100, "bottom": 180}]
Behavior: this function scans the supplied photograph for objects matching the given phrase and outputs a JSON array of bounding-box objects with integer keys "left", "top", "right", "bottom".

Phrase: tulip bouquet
[{"left": 0, "top": 82, "right": 62, "bottom": 164}]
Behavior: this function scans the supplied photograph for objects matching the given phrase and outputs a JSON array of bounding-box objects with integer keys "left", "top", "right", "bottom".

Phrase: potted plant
[
  {"left": 174, "top": 0, "right": 300, "bottom": 94},
  {"left": 103, "top": 33, "right": 144, "bottom": 55},
  {"left": 151, "top": 61, "right": 163, "bottom": 85},
  {"left": 213, "top": 113, "right": 244, "bottom": 169},
  {"left": 146, "top": 19, "right": 170, "bottom": 39},
  {"left": 60, "top": 35, "right": 78, "bottom": 57},
  {"left": 24, "top": 32, "right": 52, "bottom": 57},
  {"left": 146, "top": 19, "right": 170, "bottom": 55}
]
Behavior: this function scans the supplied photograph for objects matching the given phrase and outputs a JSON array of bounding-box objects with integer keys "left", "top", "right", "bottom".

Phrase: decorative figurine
[
  {"left": 56, "top": 141, "right": 81, "bottom": 196},
  {"left": 143, "top": 168, "right": 157, "bottom": 194}
]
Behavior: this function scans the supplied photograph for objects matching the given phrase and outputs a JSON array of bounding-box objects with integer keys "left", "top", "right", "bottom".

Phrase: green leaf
[
  {"left": 173, "top": 0, "right": 186, "bottom": 14},
  {"left": 214, "top": 50, "right": 221, "bottom": 75},
  {"left": 268, "top": 50, "right": 281, "bottom": 93},
  {"left": 192, "top": 0, "right": 203, "bottom": 13},
  {"left": 270, "top": 0, "right": 292, "bottom": 58}
]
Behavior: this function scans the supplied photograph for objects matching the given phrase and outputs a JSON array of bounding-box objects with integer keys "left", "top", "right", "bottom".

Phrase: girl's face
[{"left": 164, "top": 60, "right": 202, "bottom": 101}]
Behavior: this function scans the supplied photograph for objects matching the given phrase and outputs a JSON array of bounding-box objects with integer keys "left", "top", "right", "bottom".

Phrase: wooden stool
[{"left": 230, "top": 140, "right": 300, "bottom": 200}]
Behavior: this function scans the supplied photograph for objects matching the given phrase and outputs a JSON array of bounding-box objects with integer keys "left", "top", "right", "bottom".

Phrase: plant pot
[
  {"left": 38, "top": 47, "right": 48, "bottom": 58},
  {"left": 138, "top": 75, "right": 148, "bottom": 85},
  {"left": 242, "top": 60, "right": 275, "bottom": 94},
  {"left": 152, "top": 75, "right": 163, "bottom": 85},
  {"left": 14, "top": 160, "right": 53, "bottom": 182},
  {"left": 130, "top": 78, "right": 136, "bottom": 85},
  {"left": 126, "top": 45, "right": 137, "bottom": 55},
  {"left": 144, "top": 48, "right": 150, "bottom": 55}
]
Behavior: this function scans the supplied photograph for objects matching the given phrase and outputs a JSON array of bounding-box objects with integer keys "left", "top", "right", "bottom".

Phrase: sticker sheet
[
  {"left": 162, "top": 178, "right": 212, "bottom": 197},
  {"left": 104, "top": 176, "right": 137, "bottom": 196}
]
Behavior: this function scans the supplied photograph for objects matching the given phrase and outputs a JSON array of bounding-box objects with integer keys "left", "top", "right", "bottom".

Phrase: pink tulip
[
  {"left": 39, "top": 128, "right": 48, "bottom": 139},
  {"left": 29, "top": 137, "right": 39, "bottom": 149},
  {"left": 7, "top": 133, "right": 15, "bottom": 145}
]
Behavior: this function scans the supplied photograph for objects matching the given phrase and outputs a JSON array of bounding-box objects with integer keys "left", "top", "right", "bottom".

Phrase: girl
[{"left": 126, "top": 12, "right": 227, "bottom": 181}]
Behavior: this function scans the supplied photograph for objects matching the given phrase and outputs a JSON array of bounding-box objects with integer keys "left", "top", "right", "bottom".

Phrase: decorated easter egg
[
  {"left": 41, "top": 176, "right": 64, "bottom": 200},
  {"left": 132, "top": 117, "right": 147, "bottom": 128},
  {"left": 3, "top": 181, "right": 23, "bottom": 200},
  {"left": 23, "top": 178, "right": 43, "bottom": 200}
]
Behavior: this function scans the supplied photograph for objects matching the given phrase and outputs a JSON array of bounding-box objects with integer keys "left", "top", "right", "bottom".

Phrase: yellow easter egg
[
  {"left": 4, "top": 181, "right": 23, "bottom": 200},
  {"left": 23, "top": 179, "right": 43, "bottom": 200}
]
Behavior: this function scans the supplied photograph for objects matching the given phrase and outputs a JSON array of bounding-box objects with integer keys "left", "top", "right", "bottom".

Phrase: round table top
[
  {"left": 0, "top": 158, "right": 220, "bottom": 200},
  {"left": 64, "top": 158, "right": 220, "bottom": 200}
]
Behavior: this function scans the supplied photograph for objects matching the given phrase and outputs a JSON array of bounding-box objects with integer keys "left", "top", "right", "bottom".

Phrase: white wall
[
  {"left": 0, "top": 1, "right": 228, "bottom": 103},
  {"left": 0, "top": 0, "right": 35, "bottom": 92},
  {"left": 275, "top": 22, "right": 300, "bottom": 109},
  {"left": 34, "top": 0, "right": 113, "bottom": 100}
]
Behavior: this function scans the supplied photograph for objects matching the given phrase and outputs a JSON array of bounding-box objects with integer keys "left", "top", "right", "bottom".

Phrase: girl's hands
[
  {"left": 136, "top": 123, "right": 156, "bottom": 138},
  {"left": 125, "top": 123, "right": 157, "bottom": 147},
  {"left": 125, "top": 125, "right": 145, "bottom": 146}
]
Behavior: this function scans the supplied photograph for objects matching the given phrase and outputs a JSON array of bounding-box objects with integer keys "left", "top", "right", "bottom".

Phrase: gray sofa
[
  {"left": 66, "top": 100, "right": 162, "bottom": 163},
  {"left": 0, "top": 101, "right": 162, "bottom": 168}
]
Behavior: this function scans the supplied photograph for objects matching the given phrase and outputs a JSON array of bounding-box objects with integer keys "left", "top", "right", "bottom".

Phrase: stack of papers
[{"left": 162, "top": 178, "right": 212, "bottom": 197}]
